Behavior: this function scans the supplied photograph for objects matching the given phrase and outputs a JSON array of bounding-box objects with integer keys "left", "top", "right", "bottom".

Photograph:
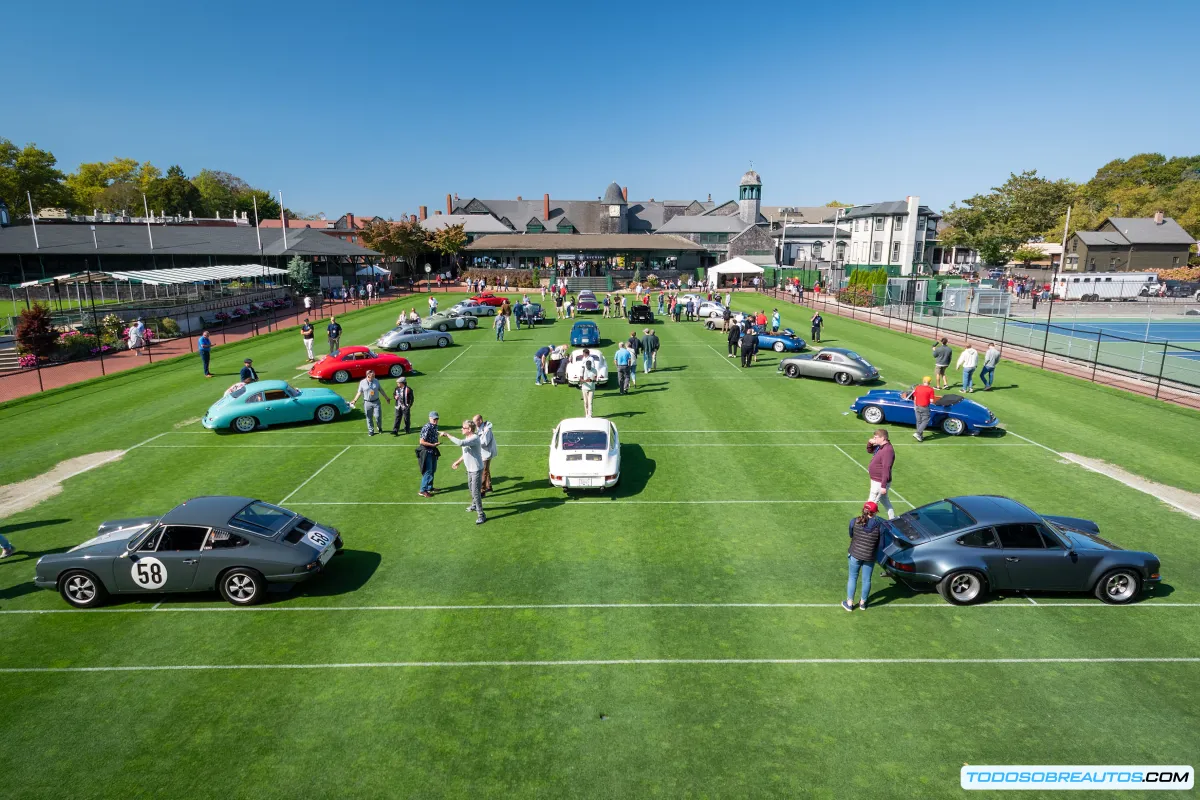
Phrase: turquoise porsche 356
[{"left": 202, "top": 380, "right": 352, "bottom": 433}]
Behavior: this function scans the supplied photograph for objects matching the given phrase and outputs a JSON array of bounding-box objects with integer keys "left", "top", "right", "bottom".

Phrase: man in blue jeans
[
  {"left": 198, "top": 330, "right": 213, "bottom": 378},
  {"left": 417, "top": 411, "right": 440, "bottom": 497},
  {"left": 980, "top": 343, "right": 1001, "bottom": 390},
  {"left": 534, "top": 345, "right": 551, "bottom": 385}
]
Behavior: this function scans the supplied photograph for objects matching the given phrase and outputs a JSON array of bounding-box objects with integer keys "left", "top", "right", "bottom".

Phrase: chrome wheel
[
  {"left": 389, "top": 364, "right": 405, "bottom": 377},
  {"left": 834, "top": 372, "right": 853, "bottom": 386},
  {"left": 398, "top": 341, "right": 410, "bottom": 351},
  {"left": 1097, "top": 569, "right": 1140, "bottom": 604},
  {"left": 233, "top": 416, "right": 257, "bottom": 433},
  {"left": 773, "top": 342, "right": 785, "bottom": 352},
  {"left": 333, "top": 370, "right": 350, "bottom": 383},
  {"left": 862, "top": 405, "right": 884, "bottom": 424},
  {"left": 939, "top": 570, "right": 985, "bottom": 605},
  {"left": 784, "top": 364, "right": 800, "bottom": 378},
  {"left": 315, "top": 405, "right": 337, "bottom": 423},
  {"left": 225, "top": 574, "right": 255, "bottom": 601},
  {"left": 66, "top": 574, "right": 96, "bottom": 603},
  {"left": 437, "top": 337, "right": 449, "bottom": 348},
  {"left": 942, "top": 417, "right": 965, "bottom": 436}
]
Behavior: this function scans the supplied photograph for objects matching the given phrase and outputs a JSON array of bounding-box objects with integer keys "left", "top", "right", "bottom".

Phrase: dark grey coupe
[
  {"left": 881, "top": 495, "right": 1161, "bottom": 605},
  {"left": 35, "top": 496, "right": 343, "bottom": 608},
  {"left": 778, "top": 347, "right": 879, "bottom": 385}
]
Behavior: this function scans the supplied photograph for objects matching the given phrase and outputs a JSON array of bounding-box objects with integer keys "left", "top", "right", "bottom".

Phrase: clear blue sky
[{"left": 4, "top": 0, "right": 1197, "bottom": 217}]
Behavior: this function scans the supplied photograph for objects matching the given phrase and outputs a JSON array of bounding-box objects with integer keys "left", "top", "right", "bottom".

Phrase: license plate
[
  {"left": 319, "top": 545, "right": 335, "bottom": 565},
  {"left": 569, "top": 476, "right": 598, "bottom": 487}
]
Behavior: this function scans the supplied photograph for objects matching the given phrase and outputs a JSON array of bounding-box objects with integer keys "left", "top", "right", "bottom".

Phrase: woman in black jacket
[{"left": 844, "top": 501, "right": 884, "bottom": 611}]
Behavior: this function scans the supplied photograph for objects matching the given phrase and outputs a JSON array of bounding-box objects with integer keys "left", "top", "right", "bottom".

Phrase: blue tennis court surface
[{"left": 1005, "top": 319, "right": 1200, "bottom": 344}]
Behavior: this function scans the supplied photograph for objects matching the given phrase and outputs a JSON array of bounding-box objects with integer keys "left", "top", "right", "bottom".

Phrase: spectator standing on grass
[
  {"left": 198, "top": 330, "right": 213, "bottom": 378},
  {"left": 428, "top": 295, "right": 438, "bottom": 317},
  {"left": 614, "top": 342, "right": 633, "bottom": 394},
  {"left": 903, "top": 376, "right": 937, "bottom": 442},
  {"left": 727, "top": 319, "right": 742, "bottom": 358},
  {"left": 494, "top": 310, "right": 506, "bottom": 341},
  {"left": 811, "top": 312, "right": 824, "bottom": 344},
  {"left": 327, "top": 316, "right": 342, "bottom": 355},
  {"left": 391, "top": 376, "right": 414, "bottom": 436},
  {"left": 843, "top": 501, "right": 884, "bottom": 611},
  {"left": 554, "top": 292, "right": 564, "bottom": 319},
  {"left": 771, "top": 308, "right": 781, "bottom": 333},
  {"left": 474, "top": 414, "right": 496, "bottom": 495},
  {"left": 417, "top": 411, "right": 441, "bottom": 497},
  {"left": 865, "top": 429, "right": 896, "bottom": 520},
  {"left": 658, "top": 292, "right": 665, "bottom": 316},
  {"left": 646, "top": 328, "right": 660, "bottom": 371},
  {"left": 441, "top": 420, "right": 486, "bottom": 525},
  {"left": 240, "top": 358, "right": 258, "bottom": 383},
  {"left": 740, "top": 325, "right": 758, "bottom": 368},
  {"left": 932, "top": 337, "right": 952, "bottom": 389},
  {"left": 350, "top": 369, "right": 389, "bottom": 436},
  {"left": 300, "top": 319, "right": 315, "bottom": 362},
  {"left": 981, "top": 343, "right": 1001, "bottom": 391},
  {"left": 513, "top": 299, "right": 524, "bottom": 330},
  {"left": 501, "top": 298, "right": 513, "bottom": 331},
  {"left": 603, "top": 294, "right": 611, "bottom": 317},
  {"left": 640, "top": 329, "right": 655, "bottom": 373},
  {"left": 580, "top": 349, "right": 598, "bottom": 417},
  {"left": 626, "top": 331, "right": 641, "bottom": 385},
  {"left": 956, "top": 342, "right": 979, "bottom": 393}
]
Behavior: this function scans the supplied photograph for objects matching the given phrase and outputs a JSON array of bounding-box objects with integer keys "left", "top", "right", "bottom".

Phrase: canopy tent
[
  {"left": 705, "top": 257, "right": 765, "bottom": 286},
  {"left": 355, "top": 265, "right": 390, "bottom": 277},
  {"left": 16, "top": 264, "right": 287, "bottom": 288}
]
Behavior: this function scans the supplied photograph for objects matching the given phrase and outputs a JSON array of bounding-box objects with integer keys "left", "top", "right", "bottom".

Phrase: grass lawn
[{"left": 2, "top": 293, "right": 1198, "bottom": 798}]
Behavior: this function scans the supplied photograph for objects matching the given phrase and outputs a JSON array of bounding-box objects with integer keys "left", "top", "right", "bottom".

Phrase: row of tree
[
  {"left": 0, "top": 137, "right": 286, "bottom": 220},
  {"left": 939, "top": 154, "right": 1200, "bottom": 265},
  {"left": 358, "top": 218, "right": 468, "bottom": 273}
]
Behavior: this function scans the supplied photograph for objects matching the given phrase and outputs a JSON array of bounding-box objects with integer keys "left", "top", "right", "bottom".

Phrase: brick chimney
[
  {"left": 347, "top": 213, "right": 355, "bottom": 230},
  {"left": 622, "top": 186, "right": 628, "bottom": 202},
  {"left": 419, "top": 206, "right": 427, "bottom": 221},
  {"left": 446, "top": 194, "right": 453, "bottom": 214},
  {"left": 1154, "top": 210, "right": 1164, "bottom": 225},
  {"left": 434, "top": 210, "right": 442, "bottom": 215},
  {"left": 543, "top": 193, "right": 550, "bottom": 221},
  {"left": 516, "top": 195, "right": 522, "bottom": 201}
]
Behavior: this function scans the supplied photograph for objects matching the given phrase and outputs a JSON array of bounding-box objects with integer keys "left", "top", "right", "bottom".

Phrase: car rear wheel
[
  {"left": 437, "top": 337, "right": 449, "bottom": 348},
  {"left": 219, "top": 568, "right": 266, "bottom": 606},
  {"left": 59, "top": 569, "right": 108, "bottom": 608},
  {"left": 232, "top": 415, "right": 258, "bottom": 433},
  {"left": 773, "top": 341, "right": 785, "bottom": 352},
  {"left": 468, "top": 319, "right": 478, "bottom": 329},
  {"left": 941, "top": 417, "right": 965, "bottom": 436},
  {"left": 398, "top": 341, "right": 410, "bottom": 351},
  {"left": 388, "top": 364, "right": 405, "bottom": 378},
  {"left": 861, "top": 405, "right": 885, "bottom": 424},
  {"left": 938, "top": 570, "right": 986, "bottom": 605},
  {"left": 314, "top": 404, "right": 338, "bottom": 423},
  {"left": 1095, "top": 569, "right": 1141, "bottom": 604},
  {"left": 834, "top": 372, "right": 853, "bottom": 386},
  {"left": 437, "top": 323, "right": 448, "bottom": 332},
  {"left": 333, "top": 369, "right": 351, "bottom": 384},
  {"left": 784, "top": 364, "right": 801, "bottom": 379}
]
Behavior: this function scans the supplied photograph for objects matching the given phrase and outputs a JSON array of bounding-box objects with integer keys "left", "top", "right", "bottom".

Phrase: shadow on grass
[
  {"left": 867, "top": 576, "right": 1176, "bottom": 606},
  {"left": 0, "top": 518, "right": 72, "bottom": 536}
]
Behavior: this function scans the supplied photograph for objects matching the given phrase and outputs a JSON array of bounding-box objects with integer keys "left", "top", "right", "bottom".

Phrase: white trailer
[{"left": 1052, "top": 272, "right": 1157, "bottom": 301}]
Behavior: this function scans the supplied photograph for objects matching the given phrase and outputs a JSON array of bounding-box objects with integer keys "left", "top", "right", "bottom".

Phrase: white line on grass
[
  {"left": 278, "top": 446, "right": 351, "bottom": 504},
  {"left": 831, "top": 444, "right": 915, "bottom": 508},
  {"left": 288, "top": 499, "right": 875, "bottom": 506},
  {"left": 438, "top": 344, "right": 471, "bottom": 372},
  {"left": 3, "top": 657, "right": 1198, "bottom": 674},
  {"left": 140, "top": 442, "right": 1035, "bottom": 449},
  {"left": 707, "top": 344, "right": 742, "bottom": 370}
]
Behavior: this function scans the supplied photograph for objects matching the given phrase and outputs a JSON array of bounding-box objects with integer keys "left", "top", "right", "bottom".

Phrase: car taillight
[
  {"left": 1150, "top": 573, "right": 1160, "bottom": 579},
  {"left": 605, "top": 474, "right": 618, "bottom": 481},
  {"left": 886, "top": 557, "right": 915, "bottom": 573},
  {"left": 304, "top": 560, "right": 321, "bottom": 571},
  {"left": 550, "top": 474, "right": 561, "bottom": 481}
]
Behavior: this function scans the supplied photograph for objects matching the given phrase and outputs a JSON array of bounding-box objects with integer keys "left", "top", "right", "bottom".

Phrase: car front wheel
[
  {"left": 437, "top": 337, "right": 449, "bottom": 348},
  {"left": 938, "top": 570, "right": 986, "bottom": 605},
  {"left": 59, "top": 569, "right": 108, "bottom": 608},
  {"left": 773, "top": 341, "right": 785, "bottom": 352},
  {"left": 784, "top": 364, "right": 800, "bottom": 378},
  {"left": 942, "top": 417, "right": 965, "bottom": 436},
  {"left": 219, "top": 568, "right": 266, "bottom": 606},
  {"left": 1095, "top": 569, "right": 1141, "bottom": 604},
  {"left": 233, "top": 415, "right": 258, "bottom": 433},
  {"left": 389, "top": 364, "right": 405, "bottom": 378},
  {"left": 834, "top": 372, "right": 853, "bottom": 386},
  {"left": 314, "top": 404, "right": 338, "bottom": 423},
  {"left": 437, "top": 323, "right": 448, "bottom": 332},
  {"left": 333, "top": 370, "right": 351, "bottom": 384},
  {"left": 861, "top": 405, "right": 885, "bottom": 424},
  {"left": 398, "top": 341, "right": 410, "bottom": 351}
]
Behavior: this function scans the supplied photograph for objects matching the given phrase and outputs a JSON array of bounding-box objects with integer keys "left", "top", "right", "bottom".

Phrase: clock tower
[{"left": 600, "top": 181, "right": 627, "bottom": 234}]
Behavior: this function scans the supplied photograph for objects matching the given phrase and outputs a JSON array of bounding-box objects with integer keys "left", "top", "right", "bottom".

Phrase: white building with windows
[
  {"left": 771, "top": 222, "right": 851, "bottom": 265},
  {"left": 842, "top": 197, "right": 940, "bottom": 276}
]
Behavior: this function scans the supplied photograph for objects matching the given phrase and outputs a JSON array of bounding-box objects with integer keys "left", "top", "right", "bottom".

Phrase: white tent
[
  {"left": 355, "top": 265, "right": 390, "bottom": 277},
  {"left": 18, "top": 264, "right": 287, "bottom": 287},
  {"left": 705, "top": 257, "right": 765, "bottom": 287}
]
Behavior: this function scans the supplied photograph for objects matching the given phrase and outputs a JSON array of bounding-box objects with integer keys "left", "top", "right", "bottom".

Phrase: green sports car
[
  {"left": 425, "top": 311, "right": 481, "bottom": 332},
  {"left": 202, "top": 380, "right": 351, "bottom": 432}
]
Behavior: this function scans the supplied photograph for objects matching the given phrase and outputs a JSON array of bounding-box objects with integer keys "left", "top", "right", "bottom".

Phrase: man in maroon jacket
[{"left": 866, "top": 429, "right": 896, "bottom": 520}]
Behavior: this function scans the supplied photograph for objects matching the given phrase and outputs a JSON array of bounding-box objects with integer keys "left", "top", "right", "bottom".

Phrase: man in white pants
[
  {"left": 579, "top": 350, "right": 598, "bottom": 417},
  {"left": 865, "top": 429, "right": 896, "bottom": 520}
]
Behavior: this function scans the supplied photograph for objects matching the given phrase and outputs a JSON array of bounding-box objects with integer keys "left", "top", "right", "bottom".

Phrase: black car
[
  {"left": 628, "top": 304, "right": 655, "bottom": 323},
  {"left": 521, "top": 302, "right": 546, "bottom": 324}
]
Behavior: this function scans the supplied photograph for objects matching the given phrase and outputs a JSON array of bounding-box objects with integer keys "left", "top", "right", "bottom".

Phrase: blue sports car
[
  {"left": 879, "top": 495, "right": 1161, "bottom": 605},
  {"left": 203, "top": 380, "right": 352, "bottom": 433},
  {"left": 751, "top": 326, "right": 807, "bottom": 353},
  {"left": 570, "top": 320, "right": 600, "bottom": 346},
  {"left": 849, "top": 388, "right": 998, "bottom": 436}
]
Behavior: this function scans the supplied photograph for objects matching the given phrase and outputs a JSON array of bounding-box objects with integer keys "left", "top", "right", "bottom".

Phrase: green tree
[
  {"left": 192, "top": 169, "right": 249, "bottom": 217},
  {"left": 941, "top": 170, "right": 1076, "bottom": 265},
  {"left": 824, "top": 200, "right": 851, "bottom": 207},
  {"left": 360, "top": 218, "right": 428, "bottom": 274},
  {"left": 65, "top": 158, "right": 159, "bottom": 213},
  {"left": 428, "top": 223, "right": 467, "bottom": 270},
  {"left": 1012, "top": 246, "right": 1046, "bottom": 264},
  {"left": 234, "top": 189, "right": 281, "bottom": 223},
  {"left": 286, "top": 256, "right": 316, "bottom": 294},
  {"left": 146, "top": 165, "right": 204, "bottom": 216},
  {"left": 0, "top": 139, "right": 72, "bottom": 216}
]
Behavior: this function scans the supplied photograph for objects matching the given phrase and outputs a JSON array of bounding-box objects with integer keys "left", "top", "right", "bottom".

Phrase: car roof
[
  {"left": 241, "top": 380, "right": 291, "bottom": 391},
  {"left": 557, "top": 416, "right": 613, "bottom": 432},
  {"left": 947, "top": 495, "right": 1040, "bottom": 525},
  {"left": 572, "top": 320, "right": 597, "bottom": 327},
  {"left": 338, "top": 345, "right": 370, "bottom": 354},
  {"left": 818, "top": 347, "right": 856, "bottom": 356},
  {"left": 161, "top": 495, "right": 258, "bottom": 526}
]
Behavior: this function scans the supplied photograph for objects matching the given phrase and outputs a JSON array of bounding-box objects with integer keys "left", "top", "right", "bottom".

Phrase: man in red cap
[{"left": 845, "top": 501, "right": 884, "bottom": 611}]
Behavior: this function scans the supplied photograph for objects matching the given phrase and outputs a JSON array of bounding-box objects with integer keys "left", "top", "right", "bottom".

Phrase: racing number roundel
[{"left": 132, "top": 556, "right": 168, "bottom": 589}]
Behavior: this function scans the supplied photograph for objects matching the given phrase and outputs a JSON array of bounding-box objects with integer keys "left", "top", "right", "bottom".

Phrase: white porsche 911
[
  {"left": 549, "top": 418, "right": 621, "bottom": 490},
  {"left": 564, "top": 349, "right": 609, "bottom": 387}
]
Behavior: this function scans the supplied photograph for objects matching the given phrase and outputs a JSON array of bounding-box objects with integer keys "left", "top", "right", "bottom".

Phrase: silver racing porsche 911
[{"left": 34, "top": 496, "right": 343, "bottom": 608}]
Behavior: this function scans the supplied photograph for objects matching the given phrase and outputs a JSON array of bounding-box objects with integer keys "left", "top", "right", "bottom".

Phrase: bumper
[
  {"left": 202, "top": 416, "right": 219, "bottom": 429},
  {"left": 550, "top": 473, "right": 619, "bottom": 490},
  {"left": 882, "top": 565, "right": 941, "bottom": 585},
  {"left": 34, "top": 576, "right": 57, "bottom": 589}
]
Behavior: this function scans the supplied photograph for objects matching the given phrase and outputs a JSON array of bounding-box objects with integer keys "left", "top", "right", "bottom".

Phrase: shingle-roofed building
[{"left": 1065, "top": 214, "right": 1196, "bottom": 272}]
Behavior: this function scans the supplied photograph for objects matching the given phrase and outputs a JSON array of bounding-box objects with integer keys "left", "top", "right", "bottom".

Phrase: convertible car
[
  {"left": 470, "top": 292, "right": 508, "bottom": 307},
  {"left": 309, "top": 346, "right": 411, "bottom": 383},
  {"left": 426, "top": 311, "right": 480, "bottom": 332},
  {"left": 564, "top": 348, "right": 609, "bottom": 386},
  {"left": 375, "top": 323, "right": 453, "bottom": 351},
  {"left": 570, "top": 320, "right": 601, "bottom": 346},
  {"left": 628, "top": 304, "right": 655, "bottom": 323},
  {"left": 518, "top": 302, "right": 546, "bottom": 324},
  {"left": 778, "top": 347, "right": 880, "bottom": 385},
  {"left": 448, "top": 300, "right": 498, "bottom": 317},
  {"left": 575, "top": 290, "right": 601, "bottom": 313},
  {"left": 203, "top": 380, "right": 351, "bottom": 432},
  {"left": 35, "top": 496, "right": 344, "bottom": 608},
  {"left": 850, "top": 389, "right": 998, "bottom": 436},
  {"left": 880, "top": 495, "right": 1161, "bottom": 605},
  {"left": 549, "top": 417, "right": 621, "bottom": 490},
  {"left": 704, "top": 309, "right": 750, "bottom": 329},
  {"left": 751, "top": 326, "right": 807, "bottom": 353},
  {"left": 694, "top": 300, "right": 725, "bottom": 320}
]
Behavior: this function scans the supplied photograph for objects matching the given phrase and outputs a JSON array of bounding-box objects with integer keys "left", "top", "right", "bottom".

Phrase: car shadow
[
  {"left": 602, "top": 410, "right": 645, "bottom": 418},
  {"left": 0, "top": 544, "right": 74, "bottom": 602},
  {"left": 651, "top": 365, "right": 687, "bottom": 372},
  {"left": 609, "top": 443, "right": 653, "bottom": 497},
  {"left": 281, "top": 549, "right": 383, "bottom": 600},
  {"left": 485, "top": 478, "right": 551, "bottom": 497}
]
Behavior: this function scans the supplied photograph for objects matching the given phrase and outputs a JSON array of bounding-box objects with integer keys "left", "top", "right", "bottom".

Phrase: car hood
[
  {"left": 70, "top": 518, "right": 158, "bottom": 553},
  {"left": 1060, "top": 529, "right": 1124, "bottom": 552}
]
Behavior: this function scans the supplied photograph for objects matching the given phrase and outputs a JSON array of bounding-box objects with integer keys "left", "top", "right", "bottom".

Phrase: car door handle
[
  {"left": 182, "top": 558, "right": 199, "bottom": 565},
  {"left": 1005, "top": 557, "right": 1020, "bottom": 562}
]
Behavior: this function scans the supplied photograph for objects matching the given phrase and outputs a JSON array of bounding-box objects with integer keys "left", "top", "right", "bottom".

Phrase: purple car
[{"left": 575, "top": 290, "right": 601, "bottom": 314}]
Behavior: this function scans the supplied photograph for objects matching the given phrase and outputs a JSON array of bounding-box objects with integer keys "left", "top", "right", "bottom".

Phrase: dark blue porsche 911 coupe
[
  {"left": 570, "top": 320, "right": 600, "bottom": 346},
  {"left": 880, "top": 495, "right": 1161, "bottom": 605},
  {"left": 850, "top": 389, "right": 998, "bottom": 436}
]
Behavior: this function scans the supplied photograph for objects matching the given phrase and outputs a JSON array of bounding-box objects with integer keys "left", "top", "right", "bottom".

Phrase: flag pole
[
  {"left": 142, "top": 193, "right": 155, "bottom": 250},
  {"left": 27, "top": 192, "right": 40, "bottom": 249},
  {"left": 279, "top": 191, "right": 288, "bottom": 251}
]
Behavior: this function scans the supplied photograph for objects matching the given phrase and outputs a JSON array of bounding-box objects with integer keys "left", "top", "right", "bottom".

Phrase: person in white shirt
[
  {"left": 980, "top": 343, "right": 1001, "bottom": 391},
  {"left": 956, "top": 342, "right": 980, "bottom": 393},
  {"left": 473, "top": 414, "right": 496, "bottom": 495},
  {"left": 427, "top": 295, "right": 438, "bottom": 317}
]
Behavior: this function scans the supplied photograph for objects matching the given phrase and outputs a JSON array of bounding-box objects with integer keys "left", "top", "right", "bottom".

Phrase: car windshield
[
  {"left": 561, "top": 430, "right": 608, "bottom": 450},
  {"left": 904, "top": 500, "right": 975, "bottom": 536},
  {"left": 229, "top": 501, "right": 295, "bottom": 536},
  {"left": 285, "top": 385, "right": 301, "bottom": 398}
]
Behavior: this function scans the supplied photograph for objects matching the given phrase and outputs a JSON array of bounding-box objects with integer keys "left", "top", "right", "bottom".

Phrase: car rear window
[
  {"left": 229, "top": 501, "right": 295, "bottom": 536},
  {"left": 905, "top": 500, "right": 975, "bottom": 537},
  {"left": 561, "top": 430, "right": 608, "bottom": 450}
]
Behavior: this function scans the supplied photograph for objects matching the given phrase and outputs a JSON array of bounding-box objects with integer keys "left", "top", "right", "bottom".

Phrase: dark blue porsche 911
[
  {"left": 880, "top": 495, "right": 1161, "bottom": 605},
  {"left": 570, "top": 320, "right": 600, "bottom": 346},
  {"left": 850, "top": 389, "right": 998, "bottom": 436}
]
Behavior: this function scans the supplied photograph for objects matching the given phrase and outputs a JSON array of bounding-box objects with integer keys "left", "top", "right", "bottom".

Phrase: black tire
[
  {"left": 388, "top": 364, "right": 405, "bottom": 378},
  {"left": 467, "top": 319, "right": 478, "bottom": 329},
  {"left": 436, "top": 337, "right": 449, "bottom": 348},
  {"left": 437, "top": 323, "right": 448, "bottom": 332},
  {"left": 784, "top": 364, "right": 800, "bottom": 379},
  {"left": 1095, "top": 568, "right": 1141, "bottom": 604},
  {"left": 773, "top": 341, "right": 785, "bottom": 352},
  {"left": 834, "top": 372, "right": 853, "bottom": 386},
  {"left": 937, "top": 570, "right": 987, "bottom": 605},
  {"left": 314, "top": 404, "right": 338, "bottom": 423},
  {"left": 333, "top": 369, "right": 351, "bottom": 384},
  {"left": 232, "top": 415, "right": 258, "bottom": 433},
  {"left": 59, "top": 569, "right": 109, "bottom": 608},
  {"left": 941, "top": 417, "right": 966, "bottom": 436},
  {"left": 861, "top": 405, "right": 885, "bottom": 425},
  {"left": 398, "top": 341, "right": 410, "bottom": 351},
  {"left": 218, "top": 568, "right": 266, "bottom": 606}
]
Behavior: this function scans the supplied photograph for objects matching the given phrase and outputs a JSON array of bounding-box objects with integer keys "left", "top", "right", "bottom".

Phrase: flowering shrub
[
  {"left": 58, "top": 331, "right": 99, "bottom": 360},
  {"left": 160, "top": 317, "right": 180, "bottom": 336},
  {"left": 249, "top": 303, "right": 263, "bottom": 313},
  {"left": 214, "top": 311, "right": 231, "bottom": 322},
  {"left": 231, "top": 307, "right": 248, "bottom": 318},
  {"left": 836, "top": 285, "right": 878, "bottom": 307},
  {"left": 18, "top": 353, "right": 39, "bottom": 368}
]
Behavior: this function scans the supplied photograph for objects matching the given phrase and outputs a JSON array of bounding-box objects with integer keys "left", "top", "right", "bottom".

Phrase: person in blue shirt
[
  {"left": 198, "top": 330, "right": 213, "bottom": 378},
  {"left": 239, "top": 358, "right": 258, "bottom": 384},
  {"left": 534, "top": 345, "right": 552, "bottom": 385},
  {"left": 513, "top": 301, "right": 524, "bottom": 330},
  {"left": 613, "top": 343, "right": 633, "bottom": 394},
  {"left": 326, "top": 316, "right": 342, "bottom": 354},
  {"left": 771, "top": 309, "right": 781, "bottom": 333}
]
